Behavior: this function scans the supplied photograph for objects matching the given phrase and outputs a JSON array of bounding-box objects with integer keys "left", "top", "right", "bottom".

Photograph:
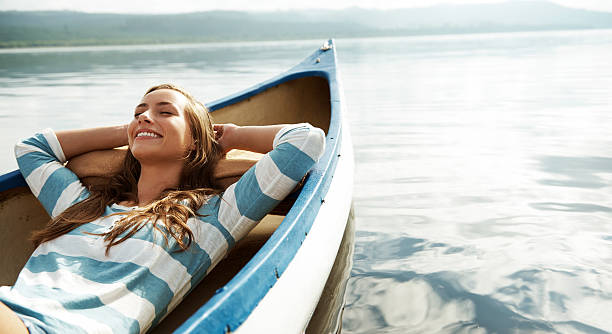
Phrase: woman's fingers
[
  {"left": 213, "top": 124, "right": 238, "bottom": 153},
  {"left": 213, "top": 124, "right": 224, "bottom": 140}
]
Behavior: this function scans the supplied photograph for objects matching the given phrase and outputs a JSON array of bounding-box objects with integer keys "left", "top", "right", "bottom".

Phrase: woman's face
[{"left": 128, "top": 89, "right": 194, "bottom": 164}]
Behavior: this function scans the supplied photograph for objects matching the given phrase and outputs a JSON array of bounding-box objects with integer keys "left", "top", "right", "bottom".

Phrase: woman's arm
[
  {"left": 66, "top": 148, "right": 127, "bottom": 179},
  {"left": 213, "top": 123, "right": 326, "bottom": 242},
  {"left": 15, "top": 129, "right": 95, "bottom": 218},
  {"left": 56, "top": 124, "right": 128, "bottom": 160},
  {"left": 66, "top": 124, "right": 306, "bottom": 183},
  {"left": 214, "top": 123, "right": 286, "bottom": 154}
]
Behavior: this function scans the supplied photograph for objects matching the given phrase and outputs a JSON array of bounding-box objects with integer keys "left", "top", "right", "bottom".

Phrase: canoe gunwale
[
  {"left": 0, "top": 170, "right": 27, "bottom": 192},
  {"left": 177, "top": 40, "right": 346, "bottom": 333}
]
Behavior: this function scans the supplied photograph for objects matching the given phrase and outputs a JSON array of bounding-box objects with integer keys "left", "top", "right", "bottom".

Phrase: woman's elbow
[{"left": 308, "top": 126, "right": 326, "bottom": 162}]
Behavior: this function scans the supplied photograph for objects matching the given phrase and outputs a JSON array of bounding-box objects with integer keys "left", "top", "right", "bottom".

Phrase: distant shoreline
[
  {"left": 3, "top": 3, "right": 612, "bottom": 49},
  {"left": 2, "top": 26, "right": 612, "bottom": 50}
]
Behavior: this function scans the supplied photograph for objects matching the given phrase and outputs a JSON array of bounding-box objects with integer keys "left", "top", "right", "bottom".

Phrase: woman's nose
[{"left": 137, "top": 111, "right": 153, "bottom": 124}]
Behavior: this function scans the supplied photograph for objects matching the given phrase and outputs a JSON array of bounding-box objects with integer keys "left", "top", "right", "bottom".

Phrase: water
[{"left": 1, "top": 30, "right": 612, "bottom": 333}]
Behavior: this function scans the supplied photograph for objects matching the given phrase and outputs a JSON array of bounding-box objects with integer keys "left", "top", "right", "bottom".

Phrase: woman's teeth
[{"left": 136, "top": 132, "right": 160, "bottom": 138}]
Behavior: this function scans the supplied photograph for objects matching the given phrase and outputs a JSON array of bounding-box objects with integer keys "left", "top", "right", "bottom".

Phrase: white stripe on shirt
[
  {"left": 7, "top": 289, "right": 113, "bottom": 334},
  {"left": 19, "top": 268, "right": 155, "bottom": 333},
  {"left": 33, "top": 234, "right": 191, "bottom": 295},
  {"left": 14, "top": 143, "right": 48, "bottom": 159},
  {"left": 254, "top": 154, "right": 298, "bottom": 201},
  {"left": 218, "top": 184, "right": 257, "bottom": 242},
  {"left": 275, "top": 125, "right": 326, "bottom": 162},
  {"left": 187, "top": 217, "right": 229, "bottom": 264},
  {"left": 41, "top": 129, "right": 66, "bottom": 163},
  {"left": 25, "top": 161, "right": 63, "bottom": 197},
  {"left": 52, "top": 180, "right": 88, "bottom": 217}
]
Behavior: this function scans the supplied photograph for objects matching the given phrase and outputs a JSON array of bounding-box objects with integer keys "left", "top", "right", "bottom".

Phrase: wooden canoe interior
[{"left": 0, "top": 75, "right": 331, "bottom": 331}]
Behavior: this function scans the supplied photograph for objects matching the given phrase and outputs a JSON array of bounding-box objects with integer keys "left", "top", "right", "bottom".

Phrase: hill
[{"left": 1, "top": 1, "right": 612, "bottom": 48}]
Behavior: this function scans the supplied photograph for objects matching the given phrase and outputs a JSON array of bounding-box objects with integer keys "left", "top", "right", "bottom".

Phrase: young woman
[{"left": 0, "top": 84, "right": 325, "bottom": 334}]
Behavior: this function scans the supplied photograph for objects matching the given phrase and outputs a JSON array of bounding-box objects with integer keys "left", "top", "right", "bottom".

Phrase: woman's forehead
[{"left": 141, "top": 89, "right": 188, "bottom": 108}]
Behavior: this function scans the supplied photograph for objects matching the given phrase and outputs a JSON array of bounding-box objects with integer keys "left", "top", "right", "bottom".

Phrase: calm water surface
[{"left": 1, "top": 30, "right": 612, "bottom": 333}]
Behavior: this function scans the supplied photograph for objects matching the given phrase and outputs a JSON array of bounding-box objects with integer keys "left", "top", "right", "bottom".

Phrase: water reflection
[
  {"left": 345, "top": 230, "right": 612, "bottom": 333},
  {"left": 307, "top": 205, "right": 356, "bottom": 334},
  {"left": 530, "top": 202, "right": 612, "bottom": 213},
  {"left": 344, "top": 270, "right": 560, "bottom": 333},
  {"left": 536, "top": 156, "right": 612, "bottom": 189},
  {"left": 0, "top": 40, "right": 319, "bottom": 78}
]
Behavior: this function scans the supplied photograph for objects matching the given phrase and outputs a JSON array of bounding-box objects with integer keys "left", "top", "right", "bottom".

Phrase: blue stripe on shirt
[
  {"left": 66, "top": 221, "right": 213, "bottom": 289},
  {"left": 16, "top": 151, "right": 55, "bottom": 180},
  {"left": 21, "top": 134, "right": 57, "bottom": 159},
  {"left": 25, "top": 252, "right": 173, "bottom": 318},
  {"left": 0, "top": 295, "right": 88, "bottom": 334},
  {"left": 233, "top": 166, "right": 280, "bottom": 222},
  {"left": 73, "top": 187, "right": 91, "bottom": 205},
  {"left": 268, "top": 142, "right": 316, "bottom": 182},
  {"left": 37, "top": 167, "right": 81, "bottom": 216},
  {"left": 197, "top": 196, "right": 236, "bottom": 249}
]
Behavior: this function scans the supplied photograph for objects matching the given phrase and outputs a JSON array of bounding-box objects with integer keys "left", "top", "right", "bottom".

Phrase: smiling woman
[
  {"left": 129, "top": 89, "right": 195, "bottom": 168},
  {"left": 0, "top": 83, "right": 325, "bottom": 334}
]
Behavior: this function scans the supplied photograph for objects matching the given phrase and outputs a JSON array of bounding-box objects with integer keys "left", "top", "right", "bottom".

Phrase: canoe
[{"left": 0, "top": 39, "right": 354, "bottom": 333}]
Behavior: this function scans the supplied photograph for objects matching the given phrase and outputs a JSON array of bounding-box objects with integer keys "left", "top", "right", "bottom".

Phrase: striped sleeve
[
  {"left": 216, "top": 123, "right": 325, "bottom": 243},
  {"left": 14, "top": 128, "right": 90, "bottom": 218}
]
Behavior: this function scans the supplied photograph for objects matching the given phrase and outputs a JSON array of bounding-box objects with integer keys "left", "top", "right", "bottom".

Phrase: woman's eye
[
  {"left": 160, "top": 111, "right": 172, "bottom": 115},
  {"left": 134, "top": 112, "right": 142, "bottom": 118}
]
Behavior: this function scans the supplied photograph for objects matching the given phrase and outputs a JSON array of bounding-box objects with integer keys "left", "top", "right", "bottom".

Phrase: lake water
[{"left": 1, "top": 30, "right": 612, "bottom": 333}]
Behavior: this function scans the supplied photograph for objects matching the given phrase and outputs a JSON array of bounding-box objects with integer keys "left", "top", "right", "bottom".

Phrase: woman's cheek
[{"left": 127, "top": 120, "right": 137, "bottom": 146}]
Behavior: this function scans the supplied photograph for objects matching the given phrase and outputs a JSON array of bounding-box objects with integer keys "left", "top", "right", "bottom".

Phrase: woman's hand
[
  {"left": 214, "top": 123, "right": 239, "bottom": 154},
  {"left": 214, "top": 123, "right": 287, "bottom": 154}
]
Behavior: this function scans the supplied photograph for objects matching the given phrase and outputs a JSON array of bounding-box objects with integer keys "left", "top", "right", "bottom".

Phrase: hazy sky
[{"left": 1, "top": 0, "right": 612, "bottom": 13}]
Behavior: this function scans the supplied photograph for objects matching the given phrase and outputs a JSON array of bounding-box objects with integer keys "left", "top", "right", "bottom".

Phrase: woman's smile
[{"left": 134, "top": 129, "right": 163, "bottom": 140}]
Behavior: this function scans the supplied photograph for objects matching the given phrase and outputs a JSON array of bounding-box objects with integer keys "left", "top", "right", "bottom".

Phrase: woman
[{"left": 0, "top": 84, "right": 325, "bottom": 334}]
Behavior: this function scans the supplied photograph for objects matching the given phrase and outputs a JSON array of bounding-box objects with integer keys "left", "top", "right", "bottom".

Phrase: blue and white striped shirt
[{"left": 0, "top": 123, "right": 325, "bottom": 334}]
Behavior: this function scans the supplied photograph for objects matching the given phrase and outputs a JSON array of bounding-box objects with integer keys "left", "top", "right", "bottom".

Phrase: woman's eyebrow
[
  {"left": 156, "top": 102, "right": 176, "bottom": 108},
  {"left": 135, "top": 102, "right": 177, "bottom": 109}
]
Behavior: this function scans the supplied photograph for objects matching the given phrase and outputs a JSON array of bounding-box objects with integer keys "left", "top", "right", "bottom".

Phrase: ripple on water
[
  {"left": 535, "top": 156, "right": 612, "bottom": 189},
  {"left": 347, "top": 223, "right": 612, "bottom": 333},
  {"left": 342, "top": 269, "right": 567, "bottom": 333}
]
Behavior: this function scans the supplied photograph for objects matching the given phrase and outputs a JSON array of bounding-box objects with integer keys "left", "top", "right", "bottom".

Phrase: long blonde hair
[{"left": 31, "top": 84, "right": 223, "bottom": 254}]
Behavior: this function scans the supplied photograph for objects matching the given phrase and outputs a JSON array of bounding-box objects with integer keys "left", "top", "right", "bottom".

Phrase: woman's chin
[
  {"left": 131, "top": 147, "right": 161, "bottom": 162},
  {"left": 132, "top": 147, "right": 184, "bottom": 164}
]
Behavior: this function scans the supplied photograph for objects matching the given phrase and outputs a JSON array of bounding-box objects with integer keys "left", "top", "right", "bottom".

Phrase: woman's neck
[{"left": 136, "top": 162, "right": 183, "bottom": 206}]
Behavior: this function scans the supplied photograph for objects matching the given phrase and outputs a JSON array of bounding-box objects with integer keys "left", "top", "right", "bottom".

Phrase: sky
[{"left": 1, "top": 0, "right": 611, "bottom": 13}]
